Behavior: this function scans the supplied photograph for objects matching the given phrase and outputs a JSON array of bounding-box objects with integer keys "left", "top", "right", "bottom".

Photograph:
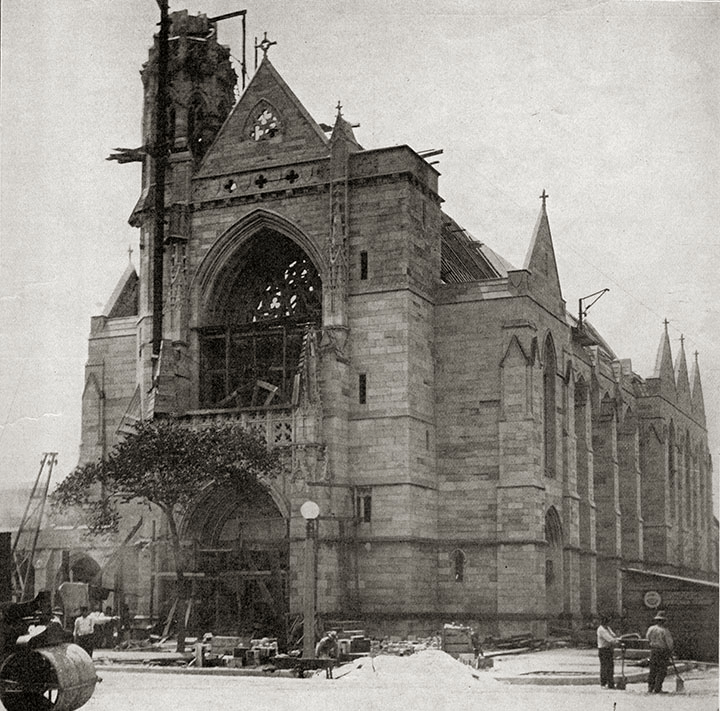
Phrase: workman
[
  {"left": 596, "top": 614, "right": 620, "bottom": 689},
  {"left": 315, "top": 630, "right": 338, "bottom": 659},
  {"left": 645, "top": 613, "right": 674, "bottom": 694},
  {"left": 73, "top": 606, "right": 116, "bottom": 658}
]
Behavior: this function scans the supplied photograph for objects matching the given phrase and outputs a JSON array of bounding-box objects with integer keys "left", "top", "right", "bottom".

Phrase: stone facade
[{"left": 35, "top": 10, "right": 717, "bottom": 641}]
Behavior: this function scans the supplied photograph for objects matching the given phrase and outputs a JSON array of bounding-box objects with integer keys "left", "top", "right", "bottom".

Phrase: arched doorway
[
  {"left": 69, "top": 555, "right": 101, "bottom": 584},
  {"left": 198, "top": 227, "right": 322, "bottom": 409},
  {"left": 55, "top": 554, "right": 107, "bottom": 612},
  {"left": 545, "top": 507, "right": 564, "bottom": 617},
  {"left": 181, "top": 480, "right": 289, "bottom": 640}
]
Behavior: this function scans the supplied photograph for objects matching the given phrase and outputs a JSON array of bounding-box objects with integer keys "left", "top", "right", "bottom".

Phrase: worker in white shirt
[
  {"left": 596, "top": 614, "right": 620, "bottom": 689},
  {"left": 73, "top": 605, "right": 116, "bottom": 658}
]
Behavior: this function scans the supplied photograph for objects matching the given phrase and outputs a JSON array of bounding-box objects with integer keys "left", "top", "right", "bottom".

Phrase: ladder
[{"left": 12, "top": 452, "right": 57, "bottom": 601}]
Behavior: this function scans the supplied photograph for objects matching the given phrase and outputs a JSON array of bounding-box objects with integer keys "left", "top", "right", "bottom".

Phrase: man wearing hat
[
  {"left": 315, "top": 630, "right": 338, "bottom": 659},
  {"left": 645, "top": 612, "right": 674, "bottom": 693}
]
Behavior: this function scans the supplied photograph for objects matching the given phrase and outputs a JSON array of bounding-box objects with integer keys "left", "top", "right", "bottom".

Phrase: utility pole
[
  {"left": 151, "top": 5, "right": 247, "bottom": 361},
  {"left": 300, "top": 501, "right": 320, "bottom": 658},
  {"left": 152, "top": 0, "right": 170, "bottom": 360}
]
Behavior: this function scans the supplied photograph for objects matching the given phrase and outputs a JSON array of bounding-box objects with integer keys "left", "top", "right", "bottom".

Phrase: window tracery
[
  {"left": 199, "top": 230, "right": 321, "bottom": 409},
  {"left": 250, "top": 106, "right": 281, "bottom": 141}
]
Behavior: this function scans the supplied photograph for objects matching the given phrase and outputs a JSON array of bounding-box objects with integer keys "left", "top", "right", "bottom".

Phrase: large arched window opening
[
  {"left": 543, "top": 335, "right": 557, "bottom": 477},
  {"left": 199, "top": 229, "right": 322, "bottom": 409}
]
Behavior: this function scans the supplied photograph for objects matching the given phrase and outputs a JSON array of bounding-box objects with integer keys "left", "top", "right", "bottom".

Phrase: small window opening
[
  {"left": 545, "top": 559, "right": 554, "bottom": 585},
  {"left": 358, "top": 373, "right": 367, "bottom": 404},
  {"left": 355, "top": 488, "right": 372, "bottom": 523},
  {"left": 360, "top": 251, "right": 368, "bottom": 280},
  {"left": 452, "top": 549, "right": 465, "bottom": 582},
  {"left": 426, "top": 429, "right": 430, "bottom": 450}
]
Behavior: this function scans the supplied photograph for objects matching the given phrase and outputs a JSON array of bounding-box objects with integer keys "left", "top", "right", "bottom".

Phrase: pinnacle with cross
[
  {"left": 128, "top": 245, "right": 134, "bottom": 263},
  {"left": 539, "top": 189, "right": 549, "bottom": 207},
  {"left": 336, "top": 100, "right": 343, "bottom": 118}
]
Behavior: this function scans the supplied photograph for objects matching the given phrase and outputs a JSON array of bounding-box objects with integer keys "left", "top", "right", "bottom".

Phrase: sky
[{"left": 1, "top": 0, "right": 718, "bottom": 507}]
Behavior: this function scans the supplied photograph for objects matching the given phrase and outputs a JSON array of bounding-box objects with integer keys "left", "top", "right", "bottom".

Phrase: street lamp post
[{"left": 300, "top": 500, "right": 320, "bottom": 659}]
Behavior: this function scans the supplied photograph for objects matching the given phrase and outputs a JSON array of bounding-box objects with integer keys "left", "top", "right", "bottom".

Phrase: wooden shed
[{"left": 621, "top": 567, "right": 718, "bottom": 662}]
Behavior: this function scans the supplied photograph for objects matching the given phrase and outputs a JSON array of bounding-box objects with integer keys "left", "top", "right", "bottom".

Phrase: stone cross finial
[
  {"left": 539, "top": 189, "right": 549, "bottom": 207},
  {"left": 663, "top": 318, "right": 669, "bottom": 332},
  {"left": 128, "top": 245, "right": 134, "bottom": 263},
  {"left": 257, "top": 32, "right": 277, "bottom": 59},
  {"left": 335, "top": 100, "right": 343, "bottom": 118},
  {"left": 680, "top": 334, "right": 685, "bottom": 348}
]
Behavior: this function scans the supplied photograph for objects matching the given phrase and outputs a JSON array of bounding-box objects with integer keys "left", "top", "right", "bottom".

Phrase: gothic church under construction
[{"left": 33, "top": 10, "right": 717, "bottom": 651}]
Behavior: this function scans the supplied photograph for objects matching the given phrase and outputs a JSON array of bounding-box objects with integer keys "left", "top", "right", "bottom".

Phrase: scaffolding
[{"left": 12, "top": 452, "right": 57, "bottom": 601}]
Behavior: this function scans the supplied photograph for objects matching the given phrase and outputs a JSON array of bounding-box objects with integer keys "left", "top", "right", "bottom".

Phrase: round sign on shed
[{"left": 643, "top": 590, "right": 662, "bottom": 609}]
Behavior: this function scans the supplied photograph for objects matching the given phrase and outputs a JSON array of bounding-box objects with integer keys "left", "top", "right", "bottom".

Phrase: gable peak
[
  {"left": 103, "top": 262, "right": 138, "bottom": 318},
  {"left": 196, "top": 52, "right": 329, "bottom": 176}
]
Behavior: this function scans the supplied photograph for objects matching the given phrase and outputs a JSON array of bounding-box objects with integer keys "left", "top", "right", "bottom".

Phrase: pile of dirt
[{"left": 324, "top": 649, "right": 501, "bottom": 688}]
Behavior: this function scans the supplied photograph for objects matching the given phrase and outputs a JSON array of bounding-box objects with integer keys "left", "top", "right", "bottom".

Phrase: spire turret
[
  {"left": 330, "top": 101, "right": 362, "bottom": 151},
  {"left": 690, "top": 351, "right": 707, "bottom": 425},
  {"left": 674, "top": 335, "right": 692, "bottom": 411},
  {"left": 522, "top": 191, "right": 564, "bottom": 317},
  {"left": 650, "top": 319, "right": 676, "bottom": 400}
]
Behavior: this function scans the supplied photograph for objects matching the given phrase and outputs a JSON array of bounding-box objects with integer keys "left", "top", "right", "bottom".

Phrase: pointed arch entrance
[{"left": 180, "top": 480, "right": 289, "bottom": 639}]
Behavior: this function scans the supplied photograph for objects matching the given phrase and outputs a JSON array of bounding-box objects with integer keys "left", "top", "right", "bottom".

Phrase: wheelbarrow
[{"left": 616, "top": 643, "right": 627, "bottom": 690}]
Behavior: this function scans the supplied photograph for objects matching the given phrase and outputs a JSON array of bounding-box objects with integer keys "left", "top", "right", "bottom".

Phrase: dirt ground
[{"left": 78, "top": 650, "right": 718, "bottom": 711}]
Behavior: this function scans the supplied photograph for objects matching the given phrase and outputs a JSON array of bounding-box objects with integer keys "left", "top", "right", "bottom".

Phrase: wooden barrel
[{"left": 0, "top": 643, "right": 98, "bottom": 711}]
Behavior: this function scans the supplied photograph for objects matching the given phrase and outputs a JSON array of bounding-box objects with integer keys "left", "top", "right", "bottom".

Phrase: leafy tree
[{"left": 53, "top": 418, "right": 282, "bottom": 652}]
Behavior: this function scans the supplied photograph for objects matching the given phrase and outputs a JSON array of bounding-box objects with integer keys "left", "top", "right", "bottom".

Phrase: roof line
[{"left": 621, "top": 567, "right": 719, "bottom": 589}]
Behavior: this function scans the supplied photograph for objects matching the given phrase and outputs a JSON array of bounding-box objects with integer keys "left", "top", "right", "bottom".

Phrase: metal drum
[{"left": 0, "top": 643, "right": 98, "bottom": 711}]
